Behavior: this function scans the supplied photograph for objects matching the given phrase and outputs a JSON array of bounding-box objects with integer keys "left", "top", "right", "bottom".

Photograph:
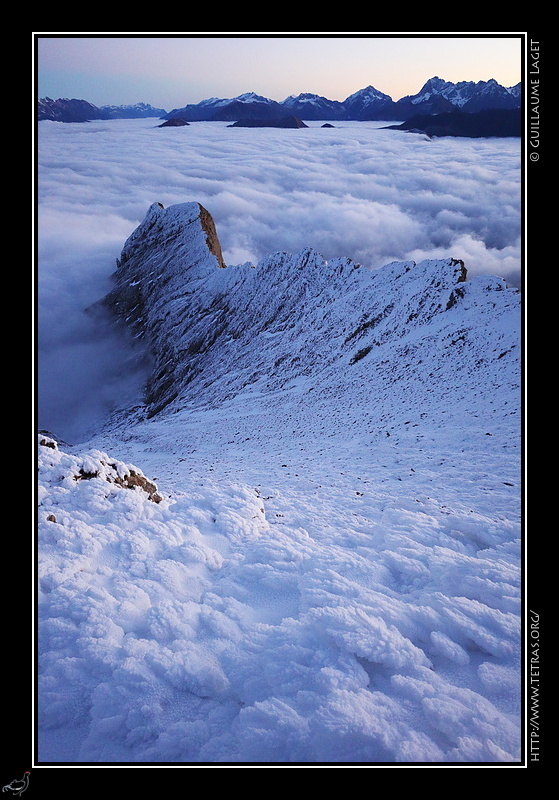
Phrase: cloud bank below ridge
[{"left": 37, "top": 118, "right": 521, "bottom": 440}]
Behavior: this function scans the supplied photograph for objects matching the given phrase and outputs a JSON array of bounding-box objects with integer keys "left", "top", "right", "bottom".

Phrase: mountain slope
[{"left": 38, "top": 202, "right": 522, "bottom": 764}]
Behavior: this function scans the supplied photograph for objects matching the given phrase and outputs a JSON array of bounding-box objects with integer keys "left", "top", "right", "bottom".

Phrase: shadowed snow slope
[{"left": 38, "top": 201, "right": 522, "bottom": 764}]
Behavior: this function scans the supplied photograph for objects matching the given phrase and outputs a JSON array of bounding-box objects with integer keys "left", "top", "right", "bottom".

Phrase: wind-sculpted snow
[
  {"left": 38, "top": 201, "right": 522, "bottom": 764},
  {"left": 38, "top": 425, "right": 521, "bottom": 763}
]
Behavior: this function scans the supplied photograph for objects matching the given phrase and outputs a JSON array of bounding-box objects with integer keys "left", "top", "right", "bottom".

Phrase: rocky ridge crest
[{"left": 101, "top": 202, "right": 519, "bottom": 421}]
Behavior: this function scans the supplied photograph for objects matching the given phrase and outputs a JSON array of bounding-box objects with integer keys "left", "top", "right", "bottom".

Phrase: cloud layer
[{"left": 37, "top": 118, "right": 522, "bottom": 440}]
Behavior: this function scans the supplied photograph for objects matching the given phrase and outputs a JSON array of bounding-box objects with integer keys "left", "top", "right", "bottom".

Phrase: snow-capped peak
[
  {"left": 344, "top": 84, "right": 392, "bottom": 103},
  {"left": 283, "top": 92, "right": 322, "bottom": 103},
  {"left": 235, "top": 92, "right": 273, "bottom": 104}
]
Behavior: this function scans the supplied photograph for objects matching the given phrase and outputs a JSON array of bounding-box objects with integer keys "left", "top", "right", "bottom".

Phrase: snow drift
[{"left": 37, "top": 201, "right": 522, "bottom": 764}]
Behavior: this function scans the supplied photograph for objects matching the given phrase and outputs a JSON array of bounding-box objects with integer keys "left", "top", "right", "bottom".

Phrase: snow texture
[{"left": 37, "top": 200, "right": 521, "bottom": 764}]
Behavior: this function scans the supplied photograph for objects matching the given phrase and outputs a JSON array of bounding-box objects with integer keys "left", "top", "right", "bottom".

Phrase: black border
[{"left": 29, "top": 33, "right": 530, "bottom": 784}]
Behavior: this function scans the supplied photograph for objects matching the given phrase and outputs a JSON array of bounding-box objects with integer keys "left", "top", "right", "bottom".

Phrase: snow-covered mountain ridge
[
  {"left": 38, "top": 201, "right": 522, "bottom": 764},
  {"left": 38, "top": 76, "right": 521, "bottom": 123},
  {"left": 100, "top": 202, "right": 519, "bottom": 422},
  {"left": 165, "top": 77, "right": 521, "bottom": 122}
]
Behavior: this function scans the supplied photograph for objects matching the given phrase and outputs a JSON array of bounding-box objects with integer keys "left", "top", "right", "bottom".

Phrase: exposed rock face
[
  {"left": 197, "top": 205, "right": 226, "bottom": 269},
  {"left": 101, "top": 201, "right": 517, "bottom": 422}
]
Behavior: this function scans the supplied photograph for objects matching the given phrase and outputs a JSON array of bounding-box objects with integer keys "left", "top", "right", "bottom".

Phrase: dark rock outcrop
[
  {"left": 158, "top": 118, "right": 190, "bottom": 127},
  {"left": 384, "top": 108, "right": 522, "bottom": 138},
  {"left": 227, "top": 115, "right": 308, "bottom": 128}
]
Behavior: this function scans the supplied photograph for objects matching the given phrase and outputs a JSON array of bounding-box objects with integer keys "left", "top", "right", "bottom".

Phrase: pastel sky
[{"left": 35, "top": 34, "right": 524, "bottom": 110}]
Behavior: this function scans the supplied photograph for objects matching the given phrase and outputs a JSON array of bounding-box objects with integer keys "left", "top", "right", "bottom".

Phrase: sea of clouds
[{"left": 36, "top": 118, "right": 522, "bottom": 442}]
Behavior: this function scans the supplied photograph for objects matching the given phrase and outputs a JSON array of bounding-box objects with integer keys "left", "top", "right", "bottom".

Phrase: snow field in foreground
[{"left": 37, "top": 427, "right": 521, "bottom": 764}]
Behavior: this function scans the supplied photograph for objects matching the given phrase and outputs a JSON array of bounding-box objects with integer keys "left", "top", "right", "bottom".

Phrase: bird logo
[{"left": 2, "top": 773, "right": 30, "bottom": 796}]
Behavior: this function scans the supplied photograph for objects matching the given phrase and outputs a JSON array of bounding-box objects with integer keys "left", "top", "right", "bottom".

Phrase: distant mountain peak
[
  {"left": 422, "top": 75, "right": 447, "bottom": 87},
  {"left": 345, "top": 84, "right": 392, "bottom": 101},
  {"left": 284, "top": 92, "right": 323, "bottom": 102},
  {"left": 236, "top": 92, "right": 272, "bottom": 103}
]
